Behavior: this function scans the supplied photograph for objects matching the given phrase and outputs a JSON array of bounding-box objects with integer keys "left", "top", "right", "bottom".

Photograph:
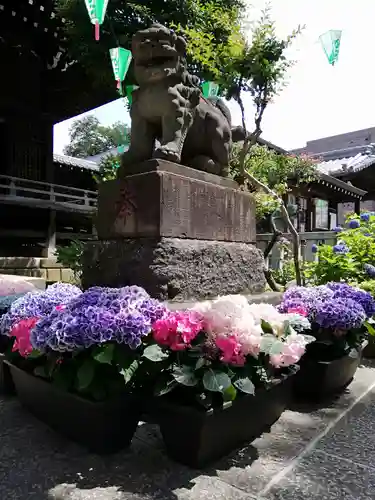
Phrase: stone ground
[{"left": 1, "top": 362, "right": 375, "bottom": 499}]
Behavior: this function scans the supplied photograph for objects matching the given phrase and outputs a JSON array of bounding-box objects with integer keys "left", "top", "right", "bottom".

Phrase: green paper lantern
[
  {"left": 109, "top": 47, "right": 132, "bottom": 95},
  {"left": 84, "top": 0, "right": 109, "bottom": 41},
  {"left": 126, "top": 85, "right": 137, "bottom": 106},
  {"left": 319, "top": 30, "right": 342, "bottom": 66},
  {"left": 201, "top": 81, "right": 219, "bottom": 98}
]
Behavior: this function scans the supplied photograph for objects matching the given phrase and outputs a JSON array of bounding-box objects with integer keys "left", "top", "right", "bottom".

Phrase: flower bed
[
  {"left": 279, "top": 282, "right": 375, "bottom": 398},
  {"left": 143, "top": 296, "right": 313, "bottom": 466},
  {"left": 0, "top": 287, "right": 311, "bottom": 461}
]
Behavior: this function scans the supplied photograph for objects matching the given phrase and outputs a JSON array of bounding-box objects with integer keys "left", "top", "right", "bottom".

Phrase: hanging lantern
[
  {"left": 319, "top": 30, "right": 342, "bottom": 66},
  {"left": 84, "top": 0, "right": 109, "bottom": 41},
  {"left": 125, "top": 85, "right": 137, "bottom": 106},
  {"left": 109, "top": 47, "right": 132, "bottom": 95},
  {"left": 201, "top": 81, "right": 219, "bottom": 98}
]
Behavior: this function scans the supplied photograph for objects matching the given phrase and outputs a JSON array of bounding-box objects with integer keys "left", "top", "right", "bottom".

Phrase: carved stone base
[{"left": 82, "top": 238, "right": 266, "bottom": 301}]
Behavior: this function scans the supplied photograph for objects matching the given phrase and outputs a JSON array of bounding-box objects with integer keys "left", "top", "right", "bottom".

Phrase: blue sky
[{"left": 53, "top": 0, "right": 375, "bottom": 154}]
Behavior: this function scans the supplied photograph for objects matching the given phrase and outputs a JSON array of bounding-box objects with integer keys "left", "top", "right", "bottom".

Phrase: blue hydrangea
[
  {"left": 31, "top": 286, "right": 167, "bottom": 352},
  {"left": 364, "top": 263, "right": 375, "bottom": 278},
  {"left": 311, "top": 244, "right": 318, "bottom": 253},
  {"left": 0, "top": 283, "right": 81, "bottom": 335},
  {"left": 333, "top": 243, "right": 349, "bottom": 254},
  {"left": 315, "top": 298, "right": 366, "bottom": 330},
  {"left": 348, "top": 219, "right": 360, "bottom": 229},
  {"left": 333, "top": 226, "right": 343, "bottom": 232},
  {"left": 361, "top": 213, "right": 370, "bottom": 222}
]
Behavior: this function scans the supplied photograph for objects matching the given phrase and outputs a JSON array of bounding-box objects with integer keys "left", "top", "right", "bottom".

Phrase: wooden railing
[
  {"left": 0, "top": 175, "right": 97, "bottom": 213},
  {"left": 257, "top": 231, "right": 337, "bottom": 269}
]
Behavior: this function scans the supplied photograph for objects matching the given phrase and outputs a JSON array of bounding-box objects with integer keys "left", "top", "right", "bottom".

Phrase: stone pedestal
[{"left": 83, "top": 160, "right": 265, "bottom": 301}]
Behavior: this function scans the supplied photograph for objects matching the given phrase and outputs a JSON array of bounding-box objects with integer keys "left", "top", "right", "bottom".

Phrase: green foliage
[
  {"left": 230, "top": 144, "right": 318, "bottom": 220},
  {"left": 56, "top": 0, "right": 245, "bottom": 87},
  {"left": 93, "top": 153, "right": 121, "bottom": 184},
  {"left": 273, "top": 260, "right": 296, "bottom": 287},
  {"left": 63, "top": 116, "right": 129, "bottom": 158},
  {"left": 306, "top": 213, "right": 375, "bottom": 285},
  {"left": 55, "top": 239, "right": 85, "bottom": 281}
]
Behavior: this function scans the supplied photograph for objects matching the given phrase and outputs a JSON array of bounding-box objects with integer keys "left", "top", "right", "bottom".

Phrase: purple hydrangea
[
  {"left": 311, "top": 244, "right": 318, "bottom": 253},
  {"left": 333, "top": 226, "right": 343, "bottom": 232},
  {"left": 0, "top": 283, "right": 81, "bottom": 335},
  {"left": 348, "top": 219, "right": 360, "bottom": 229},
  {"left": 333, "top": 243, "right": 349, "bottom": 254},
  {"left": 278, "top": 285, "right": 334, "bottom": 320},
  {"left": 31, "top": 286, "right": 167, "bottom": 352},
  {"left": 364, "top": 263, "right": 375, "bottom": 278},
  {"left": 315, "top": 298, "right": 366, "bottom": 330},
  {"left": 361, "top": 213, "right": 370, "bottom": 222},
  {"left": 326, "top": 282, "right": 375, "bottom": 318}
]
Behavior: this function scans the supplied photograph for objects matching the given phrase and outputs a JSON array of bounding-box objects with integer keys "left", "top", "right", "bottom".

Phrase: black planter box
[
  {"left": 155, "top": 370, "right": 296, "bottom": 468},
  {"left": 363, "top": 337, "right": 375, "bottom": 358},
  {"left": 6, "top": 361, "right": 141, "bottom": 454},
  {"left": 0, "top": 353, "right": 15, "bottom": 396},
  {"left": 293, "top": 342, "right": 367, "bottom": 400}
]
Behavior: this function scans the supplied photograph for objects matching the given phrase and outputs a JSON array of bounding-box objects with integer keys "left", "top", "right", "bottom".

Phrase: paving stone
[
  {"left": 316, "top": 390, "right": 375, "bottom": 466},
  {"left": 261, "top": 449, "right": 375, "bottom": 500}
]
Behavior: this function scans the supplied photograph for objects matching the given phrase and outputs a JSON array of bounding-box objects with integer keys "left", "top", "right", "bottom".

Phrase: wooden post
[
  {"left": 354, "top": 198, "right": 361, "bottom": 215},
  {"left": 45, "top": 209, "right": 56, "bottom": 258}
]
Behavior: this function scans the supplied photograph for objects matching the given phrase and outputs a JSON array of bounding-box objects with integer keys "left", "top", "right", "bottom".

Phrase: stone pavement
[{"left": 1, "top": 361, "right": 375, "bottom": 500}]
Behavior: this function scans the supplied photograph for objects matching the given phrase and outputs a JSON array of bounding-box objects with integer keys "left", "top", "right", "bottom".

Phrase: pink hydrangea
[
  {"left": 10, "top": 317, "right": 39, "bottom": 357},
  {"left": 152, "top": 311, "right": 203, "bottom": 351},
  {"left": 269, "top": 336, "right": 307, "bottom": 368},
  {"left": 287, "top": 306, "right": 308, "bottom": 317},
  {"left": 216, "top": 335, "right": 246, "bottom": 366}
]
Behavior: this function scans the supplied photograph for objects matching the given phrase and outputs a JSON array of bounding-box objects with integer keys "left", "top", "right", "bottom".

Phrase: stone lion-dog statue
[{"left": 119, "top": 23, "right": 245, "bottom": 178}]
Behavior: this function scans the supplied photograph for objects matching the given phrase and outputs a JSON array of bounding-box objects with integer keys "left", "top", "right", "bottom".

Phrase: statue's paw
[{"left": 154, "top": 147, "right": 181, "bottom": 163}]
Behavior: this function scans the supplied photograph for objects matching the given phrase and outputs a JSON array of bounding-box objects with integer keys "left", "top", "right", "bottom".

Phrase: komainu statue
[{"left": 119, "top": 23, "right": 244, "bottom": 178}]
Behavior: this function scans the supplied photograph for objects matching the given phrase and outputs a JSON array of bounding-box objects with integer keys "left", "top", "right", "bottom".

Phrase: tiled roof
[
  {"left": 53, "top": 153, "right": 99, "bottom": 172},
  {"left": 316, "top": 153, "right": 375, "bottom": 177}
]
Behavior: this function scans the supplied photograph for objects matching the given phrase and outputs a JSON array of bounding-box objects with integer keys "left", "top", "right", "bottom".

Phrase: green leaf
[
  {"left": 223, "top": 384, "right": 237, "bottom": 401},
  {"left": 27, "top": 349, "right": 43, "bottom": 359},
  {"left": 202, "top": 369, "right": 231, "bottom": 393},
  {"left": 172, "top": 365, "right": 198, "bottom": 386},
  {"left": 154, "top": 378, "right": 178, "bottom": 397},
  {"left": 261, "top": 319, "right": 273, "bottom": 334},
  {"left": 233, "top": 377, "right": 255, "bottom": 395},
  {"left": 76, "top": 359, "right": 95, "bottom": 390},
  {"left": 195, "top": 358, "right": 205, "bottom": 370},
  {"left": 120, "top": 360, "right": 139, "bottom": 384},
  {"left": 143, "top": 344, "right": 169, "bottom": 362},
  {"left": 93, "top": 344, "right": 115, "bottom": 365},
  {"left": 365, "top": 320, "right": 375, "bottom": 336}
]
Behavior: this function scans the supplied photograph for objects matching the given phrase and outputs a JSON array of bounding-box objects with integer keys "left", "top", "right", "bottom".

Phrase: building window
[{"left": 314, "top": 198, "right": 329, "bottom": 230}]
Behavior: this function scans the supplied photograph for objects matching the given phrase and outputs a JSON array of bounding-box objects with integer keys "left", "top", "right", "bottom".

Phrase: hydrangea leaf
[
  {"left": 261, "top": 319, "right": 274, "bottom": 334},
  {"left": 260, "top": 334, "right": 277, "bottom": 354},
  {"left": 28, "top": 349, "right": 43, "bottom": 359},
  {"left": 223, "top": 384, "right": 237, "bottom": 401},
  {"left": 120, "top": 360, "right": 139, "bottom": 384},
  {"left": 93, "top": 344, "right": 115, "bottom": 365},
  {"left": 233, "top": 377, "right": 255, "bottom": 395},
  {"left": 195, "top": 358, "right": 205, "bottom": 370},
  {"left": 143, "top": 344, "right": 169, "bottom": 362},
  {"left": 203, "top": 369, "right": 231, "bottom": 393},
  {"left": 365, "top": 320, "right": 375, "bottom": 336},
  {"left": 172, "top": 365, "right": 198, "bottom": 386},
  {"left": 77, "top": 359, "right": 95, "bottom": 390}
]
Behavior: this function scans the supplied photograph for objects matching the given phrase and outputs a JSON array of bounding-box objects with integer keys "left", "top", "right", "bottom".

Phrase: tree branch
[{"left": 243, "top": 170, "right": 302, "bottom": 286}]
